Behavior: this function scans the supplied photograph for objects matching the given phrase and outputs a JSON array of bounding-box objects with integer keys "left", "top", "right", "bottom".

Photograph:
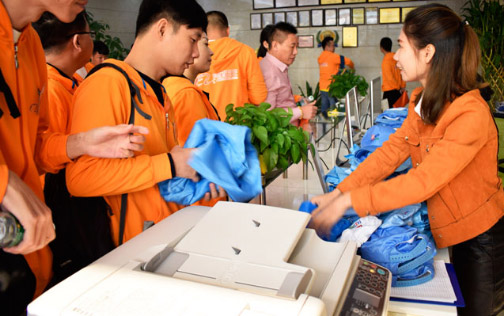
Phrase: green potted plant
[
  {"left": 225, "top": 103, "right": 312, "bottom": 175},
  {"left": 297, "top": 81, "right": 322, "bottom": 113},
  {"left": 328, "top": 69, "right": 369, "bottom": 101},
  {"left": 462, "top": 0, "right": 504, "bottom": 110},
  {"left": 87, "top": 11, "right": 130, "bottom": 60}
]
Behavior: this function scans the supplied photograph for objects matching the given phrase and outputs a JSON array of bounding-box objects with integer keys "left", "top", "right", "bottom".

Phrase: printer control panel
[{"left": 340, "top": 258, "right": 390, "bottom": 316}]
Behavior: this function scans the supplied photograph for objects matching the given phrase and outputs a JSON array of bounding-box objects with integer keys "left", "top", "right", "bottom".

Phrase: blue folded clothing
[
  {"left": 375, "top": 108, "right": 408, "bottom": 128},
  {"left": 159, "top": 119, "right": 262, "bottom": 205}
]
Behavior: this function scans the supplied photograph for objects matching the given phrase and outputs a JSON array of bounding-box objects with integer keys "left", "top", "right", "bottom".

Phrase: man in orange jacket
[
  {"left": 67, "top": 0, "right": 222, "bottom": 247},
  {"left": 318, "top": 36, "right": 354, "bottom": 118},
  {"left": 195, "top": 11, "right": 267, "bottom": 119},
  {"left": 0, "top": 0, "right": 147, "bottom": 312},
  {"left": 380, "top": 37, "right": 406, "bottom": 108}
]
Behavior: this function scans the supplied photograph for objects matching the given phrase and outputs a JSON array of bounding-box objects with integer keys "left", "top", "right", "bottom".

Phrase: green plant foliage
[
  {"left": 87, "top": 11, "right": 130, "bottom": 60},
  {"left": 225, "top": 103, "right": 312, "bottom": 173},
  {"left": 462, "top": 0, "right": 504, "bottom": 109},
  {"left": 328, "top": 69, "right": 369, "bottom": 100},
  {"left": 297, "top": 81, "right": 322, "bottom": 112}
]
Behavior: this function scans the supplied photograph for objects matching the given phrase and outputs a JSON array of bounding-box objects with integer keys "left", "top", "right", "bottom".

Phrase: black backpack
[{"left": 45, "top": 62, "right": 147, "bottom": 286}]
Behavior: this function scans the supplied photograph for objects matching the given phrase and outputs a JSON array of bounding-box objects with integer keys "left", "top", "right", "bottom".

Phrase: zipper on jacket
[{"left": 14, "top": 44, "right": 18, "bottom": 69}]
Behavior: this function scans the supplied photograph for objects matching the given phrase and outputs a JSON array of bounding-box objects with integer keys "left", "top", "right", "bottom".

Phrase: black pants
[
  {"left": 453, "top": 217, "right": 504, "bottom": 316},
  {"left": 383, "top": 89, "right": 402, "bottom": 109}
]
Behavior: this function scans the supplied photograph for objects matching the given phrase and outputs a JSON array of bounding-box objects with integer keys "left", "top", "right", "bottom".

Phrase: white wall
[{"left": 86, "top": 0, "right": 467, "bottom": 93}]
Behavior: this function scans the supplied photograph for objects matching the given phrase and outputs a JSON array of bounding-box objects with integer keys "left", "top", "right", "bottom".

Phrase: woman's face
[
  {"left": 394, "top": 29, "right": 430, "bottom": 86},
  {"left": 191, "top": 33, "right": 213, "bottom": 74}
]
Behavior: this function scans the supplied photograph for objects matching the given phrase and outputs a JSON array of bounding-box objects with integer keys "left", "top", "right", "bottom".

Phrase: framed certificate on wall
[
  {"left": 253, "top": 0, "right": 274, "bottom": 9},
  {"left": 366, "top": 7, "right": 378, "bottom": 24},
  {"left": 298, "top": 10, "right": 311, "bottom": 27},
  {"left": 352, "top": 8, "right": 365, "bottom": 25},
  {"left": 401, "top": 7, "right": 417, "bottom": 22},
  {"left": 344, "top": 0, "right": 366, "bottom": 3},
  {"left": 325, "top": 9, "right": 337, "bottom": 26},
  {"left": 311, "top": 9, "right": 324, "bottom": 27},
  {"left": 275, "top": 0, "right": 296, "bottom": 8},
  {"left": 298, "top": 35, "right": 314, "bottom": 48},
  {"left": 343, "top": 26, "right": 358, "bottom": 47},
  {"left": 250, "top": 13, "right": 262, "bottom": 30},
  {"left": 286, "top": 11, "right": 298, "bottom": 26},
  {"left": 298, "top": 0, "right": 319, "bottom": 6},
  {"left": 339, "top": 8, "right": 351, "bottom": 26},
  {"left": 368, "top": 0, "right": 390, "bottom": 2},
  {"left": 321, "top": 0, "right": 342, "bottom": 4},
  {"left": 274, "top": 12, "right": 286, "bottom": 23},
  {"left": 262, "top": 12, "right": 273, "bottom": 27},
  {"left": 379, "top": 7, "right": 401, "bottom": 24}
]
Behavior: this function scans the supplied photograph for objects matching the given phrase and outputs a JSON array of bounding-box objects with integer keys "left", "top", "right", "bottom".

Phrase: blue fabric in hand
[
  {"left": 298, "top": 200, "right": 352, "bottom": 242},
  {"left": 159, "top": 119, "right": 262, "bottom": 205}
]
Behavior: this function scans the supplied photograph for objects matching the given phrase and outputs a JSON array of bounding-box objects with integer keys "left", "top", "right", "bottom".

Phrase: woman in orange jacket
[{"left": 309, "top": 4, "right": 504, "bottom": 315}]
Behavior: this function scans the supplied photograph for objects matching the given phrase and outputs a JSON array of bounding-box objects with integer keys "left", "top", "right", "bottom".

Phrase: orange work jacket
[
  {"left": 163, "top": 76, "right": 219, "bottom": 146},
  {"left": 318, "top": 51, "right": 355, "bottom": 91},
  {"left": 0, "top": 2, "right": 73, "bottom": 297},
  {"left": 195, "top": 37, "right": 267, "bottom": 119},
  {"left": 66, "top": 59, "right": 182, "bottom": 245},
  {"left": 46, "top": 64, "right": 78, "bottom": 134},
  {"left": 381, "top": 52, "right": 405, "bottom": 92},
  {"left": 338, "top": 87, "right": 504, "bottom": 248}
]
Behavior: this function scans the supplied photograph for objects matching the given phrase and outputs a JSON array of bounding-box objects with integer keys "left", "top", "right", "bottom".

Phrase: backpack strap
[
  {"left": 86, "top": 62, "right": 151, "bottom": 245},
  {"left": 0, "top": 68, "right": 20, "bottom": 119},
  {"left": 337, "top": 55, "right": 346, "bottom": 75}
]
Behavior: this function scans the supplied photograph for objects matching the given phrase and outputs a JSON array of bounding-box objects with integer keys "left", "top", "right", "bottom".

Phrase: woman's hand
[
  {"left": 309, "top": 191, "right": 352, "bottom": 239},
  {"left": 202, "top": 183, "right": 227, "bottom": 201}
]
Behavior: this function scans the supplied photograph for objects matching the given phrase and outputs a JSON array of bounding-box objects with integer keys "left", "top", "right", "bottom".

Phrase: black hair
[
  {"left": 32, "top": 11, "right": 88, "bottom": 53},
  {"left": 135, "top": 0, "right": 207, "bottom": 37},
  {"left": 93, "top": 40, "right": 109, "bottom": 55},
  {"left": 207, "top": 11, "right": 229, "bottom": 30},
  {"left": 380, "top": 37, "right": 392, "bottom": 52},
  {"left": 257, "top": 24, "right": 274, "bottom": 58},
  {"left": 321, "top": 36, "right": 334, "bottom": 49},
  {"left": 270, "top": 22, "right": 297, "bottom": 44}
]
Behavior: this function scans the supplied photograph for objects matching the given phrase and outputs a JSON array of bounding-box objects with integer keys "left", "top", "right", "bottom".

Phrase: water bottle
[{"left": 0, "top": 211, "right": 24, "bottom": 248}]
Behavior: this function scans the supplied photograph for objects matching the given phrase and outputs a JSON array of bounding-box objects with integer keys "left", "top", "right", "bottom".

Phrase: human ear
[
  {"left": 156, "top": 18, "right": 172, "bottom": 39},
  {"left": 72, "top": 35, "right": 81, "bottom": 51},
  {"left": 424, "top": 44, "right": 436, "bottom": 64}
]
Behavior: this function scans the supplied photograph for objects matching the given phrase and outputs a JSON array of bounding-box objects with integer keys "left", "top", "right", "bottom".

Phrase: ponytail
[{"left": 460, "top": 23, "right": 481, "bottom": 91}]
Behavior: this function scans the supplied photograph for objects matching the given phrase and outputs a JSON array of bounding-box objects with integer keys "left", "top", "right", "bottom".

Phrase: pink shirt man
[{"left": 260, "top": 52, "right": 302, "bottom": 124}]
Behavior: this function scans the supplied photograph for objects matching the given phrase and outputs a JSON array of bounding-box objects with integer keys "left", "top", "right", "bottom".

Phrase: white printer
[{"left": 28, "top": 202, "right": 391, "bottom": 316}]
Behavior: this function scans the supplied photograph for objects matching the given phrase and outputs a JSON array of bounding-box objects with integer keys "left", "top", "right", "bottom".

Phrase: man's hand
[
  {"left": 301, "top": 101, "right": 317, "bottom": 120},
  {"left": 67, "top": 124, "right": 149, "bottom": 159},
  {"left": 1, "top": 171, "right": 55, "bottom": 254},
  {"left": 169, "top": 146, "right": 199, "bottom": 182},
  {"left": 202, "top": 183, "right": 227, "bottom": 201}
]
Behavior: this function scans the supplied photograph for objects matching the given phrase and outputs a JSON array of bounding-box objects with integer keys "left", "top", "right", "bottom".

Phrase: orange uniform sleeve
[
  {"left": 171, "top": 87, "right": 210, "bottom": 147},
  {"left": 244, "top": 48, "right": 268, "bottom": 105},
  {"left": 344, "top": 56, "right": 355, "bottom": 70},
  {"left": 34, "top": 76, "right": 71, "bottom": 175},
  {"left": 66, "top": 71, "right": 172, "bottom": 197},
  {"left": 46, "top": 80, "right": 72, "bottom": 134}
]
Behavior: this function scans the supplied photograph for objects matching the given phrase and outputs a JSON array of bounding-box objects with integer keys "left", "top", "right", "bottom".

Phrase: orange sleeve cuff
[
  {"left": 350, "top": 185, "right": 377, "bottom": 217},
  {"left": 0, "top": 165, "right": 8, "bottom": 204},
  {"left": 151, "top": 153, "right": 173, "bottom": 183},
  {"left": 37, "top": 133, "right": 71, "bottom": 173}
]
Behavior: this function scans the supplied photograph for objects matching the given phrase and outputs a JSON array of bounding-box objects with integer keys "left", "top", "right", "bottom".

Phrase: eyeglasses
[{"left": 67, "top": 31, "right": 96, "bottom": 39}]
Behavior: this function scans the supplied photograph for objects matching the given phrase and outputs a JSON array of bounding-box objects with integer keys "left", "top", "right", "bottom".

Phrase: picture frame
[
  {"left": 262, "top": 12, "right": 273, "bottom": 27},
  {"left": 253, "top": 0, "right": 274, "bottom": 9},
  {"left": 250, "top": 13, "right": 262, "bottom": 30},
  {"left": 324, "top": 9, "right": 337, "bottom": 26},
  {"left": 352, "top": 7, "right": 365, "bottom": 25},
  {"left": 298, "top": 10, "right": 311, "bottom": 27},
  {"left": 286, "top": 11, "right": 298, "bottom": 26},
  {"left": 379, "top": 7, "right": 401, "bottom": 24},
  {"left": 339, "top": 8, "right": 351, "bottom": 26},
  {"left": 321, "top": 0, "right": 342, "bottom": 4},
  {"left": 365, "top": 7, "right": 379, "bottom": 24},
  {"left": 344, "top": 0, "right": 366, "bottom": 3},
  {"left": 298, "top": 0, "right": 320, "bottom": 6},
  {"left": 275, "top": 0, "right": 297, "bottom": 8},
  {"left": 311, "top": 9, "right": 324, "bottom": 27},
  {"left": 342, "top": 26, "right": 358, "bottom": 47},
  {"left": 368, "top": 0, "right": 390, "bottom": 2},
  {"left": 401, "top": 7, "right": 417, "bottom": 22},
  {"left": 298, "top": 35, "right": 314, "bottom": 48},
  {"left": 274, "top": 12, "right": 286, "bottom": 23}
]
